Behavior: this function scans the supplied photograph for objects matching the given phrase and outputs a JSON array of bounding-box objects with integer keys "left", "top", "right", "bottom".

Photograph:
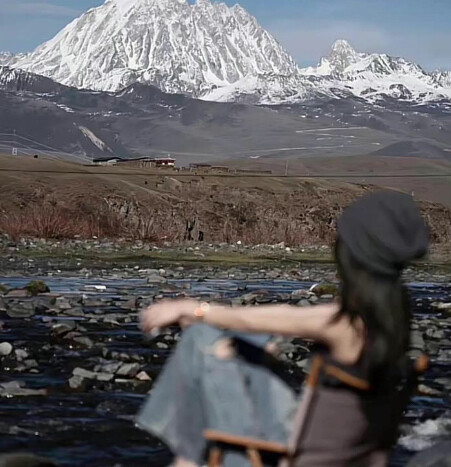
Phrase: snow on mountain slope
[
  {"left": 301, "top": 40, "right": 451, "bottom": 102},
  {"left": 433, "top": 71, "right": 451, "bottom": 89},
  {"left": 0, "top": 66, "right": 67, "bottom": 93},
  {"left": 12, "top": 0, "right": 300, "bottom": 98},
  {"left": 201, "top": 73, "right": 316, "bottom": 104},
  {"left": 302, "top": 40, "right": 364, "bottom": 76},
  {"left": 4, "top": 0, "right": 451, "bottom": 105},
  {"left": 0, "top": 52, "right": 19, "bottom": 67}
]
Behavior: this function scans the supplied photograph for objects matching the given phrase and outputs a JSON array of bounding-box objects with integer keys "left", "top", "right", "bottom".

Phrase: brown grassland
[{"left": 0, "top": 154, "right": 450, "bottom": 245}]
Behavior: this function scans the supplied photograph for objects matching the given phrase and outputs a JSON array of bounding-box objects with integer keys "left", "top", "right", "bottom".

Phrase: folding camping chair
[{"left": 204, "top": 353, "right": 429, "bottom": 467}]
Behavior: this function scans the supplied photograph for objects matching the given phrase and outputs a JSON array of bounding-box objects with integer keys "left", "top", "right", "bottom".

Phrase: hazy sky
[{"left": 1, "top": 0, "right": 450, "bottom": 70}]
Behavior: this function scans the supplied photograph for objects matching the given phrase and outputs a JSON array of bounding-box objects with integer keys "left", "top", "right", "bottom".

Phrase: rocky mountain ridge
[{"left": 2, "top": 0, "right": 450, "bottom": 104}]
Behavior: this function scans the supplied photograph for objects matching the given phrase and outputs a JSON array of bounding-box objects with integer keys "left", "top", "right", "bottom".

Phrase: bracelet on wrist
[{"left": 194, "top": 302, "right": 210, "bottom": 320}]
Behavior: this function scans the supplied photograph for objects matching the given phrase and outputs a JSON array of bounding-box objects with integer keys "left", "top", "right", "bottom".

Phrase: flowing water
[{"left": 0, "top": 276, "right": 450, "bottom": 466}]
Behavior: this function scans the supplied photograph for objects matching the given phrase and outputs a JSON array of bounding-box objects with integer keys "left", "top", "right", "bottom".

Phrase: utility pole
[
  {"left": 285, "top": 159, "right": 289, "bottom": 177},
  {"left": 12, "top": 129, "right": 17, "bottom": 156}
]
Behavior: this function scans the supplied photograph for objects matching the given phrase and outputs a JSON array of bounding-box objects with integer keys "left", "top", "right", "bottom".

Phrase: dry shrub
[
  {"left": 0, "top": 205, "right": 184, "bottom": 243},
  {"left": 0, "top": 206, "right": 122, "bottom": 241},
  {"left": 1, "top": 183, "right": 450, "bottom": 246}
]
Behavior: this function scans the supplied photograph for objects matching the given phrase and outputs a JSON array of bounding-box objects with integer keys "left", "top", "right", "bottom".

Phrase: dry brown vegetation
[{"left": 0, "top": 155, "right": 450, "bottom": 245}]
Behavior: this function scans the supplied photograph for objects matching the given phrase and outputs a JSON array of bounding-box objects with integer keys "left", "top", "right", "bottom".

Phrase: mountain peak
[
  {"left": 111, "top": 0, "right": 186, "bottom": 5},
  {"left": 13, "top": 0, "right": 298, "bottom": 96},
  {"left": 330, "top": 39, "right": 356, "bottom": 54},
  {"left": 326, "top": 39, "right": 361, "bottom": 73},
  {"left": 107, "top": 0, "right": 187, "bottom": 13}
]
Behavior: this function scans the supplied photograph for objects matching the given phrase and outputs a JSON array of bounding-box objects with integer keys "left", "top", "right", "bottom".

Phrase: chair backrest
[{"left": 280, "top": 354, "right": 428, "bottom": 467}]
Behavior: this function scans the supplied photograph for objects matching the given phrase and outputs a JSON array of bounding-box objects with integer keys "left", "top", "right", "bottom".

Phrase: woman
[{"left": 137, "top": 191, "right": 429, "bottom": 467}]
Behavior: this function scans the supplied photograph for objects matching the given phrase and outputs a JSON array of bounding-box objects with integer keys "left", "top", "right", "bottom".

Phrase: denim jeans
[{"left": 136, "top": 324, "right": 297, "bottom": 467}]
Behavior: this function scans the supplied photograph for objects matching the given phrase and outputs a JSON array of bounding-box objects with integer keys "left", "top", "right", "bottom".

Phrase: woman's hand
[{"left": 139, "top": 298, "right": 200, "bottom": 334}]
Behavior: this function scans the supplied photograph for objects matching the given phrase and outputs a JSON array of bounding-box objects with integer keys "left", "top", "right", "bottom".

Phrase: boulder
[
  {"left": 147, "top": 275, "right": 167, "bottom": 284},
  {"left": 5, "top": 290, "right": 31, "bottom": 298},
  {"left": 68, "top": 375, "right": 86, "bottom": 390},
  {"left": 51, "top": 321, "right": 77, "bottom": 336},
  {"left": 0, "top": 342, "right": 13, "bottom": 357},
  {"left": 6, "top": 301, "right": 35, "bottom": 318},
  {"left": 116, "top": 363, "right": 140, "bottom": 377},
  {"left": 0, "top": 381, "right": 47, "bottom": 397},
  {"left": 309, "top": 283, "right": 339, "bottom": 297}
]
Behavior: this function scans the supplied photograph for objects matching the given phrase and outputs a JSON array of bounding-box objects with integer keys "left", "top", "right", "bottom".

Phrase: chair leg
[
  {"left": 208, "top": 447, "right": 223, "bottom": 467},
  {"left": 247, "top": 448, "right": 264, "bottom": 467}
]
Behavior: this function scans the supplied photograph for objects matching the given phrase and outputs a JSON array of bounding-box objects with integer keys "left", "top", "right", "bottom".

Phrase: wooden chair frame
[{"left": 204, "top": 354, "right": 429, "bottom": 467}]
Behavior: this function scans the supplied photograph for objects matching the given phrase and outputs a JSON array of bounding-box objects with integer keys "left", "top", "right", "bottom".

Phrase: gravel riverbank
[{"left": 0, "top": 238, "right": 450, "bottom": 466}]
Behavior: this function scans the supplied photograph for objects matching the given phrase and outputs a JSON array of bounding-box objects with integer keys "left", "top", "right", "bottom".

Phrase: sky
[{"left": 1, "top": 0, "right": 450, "bottom": 70}]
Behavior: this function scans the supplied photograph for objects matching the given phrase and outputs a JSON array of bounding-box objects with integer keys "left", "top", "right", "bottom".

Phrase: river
[{"left": 0, "top": 275, "right": 450, "bottom": 466}]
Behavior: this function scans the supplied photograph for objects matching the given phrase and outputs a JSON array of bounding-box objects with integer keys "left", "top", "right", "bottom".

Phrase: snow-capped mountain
[
  {"left": 302, "top": 40, "right": 363, "bottom": 76},
  {"left": 3, "top": 0, "right": 451, "bottom": 104},
  {"left": 301, "top": 40, "right": 451, "bottom": 102},
  {"left": 11, "top": 0, "right": 299, "bottom": 98}
]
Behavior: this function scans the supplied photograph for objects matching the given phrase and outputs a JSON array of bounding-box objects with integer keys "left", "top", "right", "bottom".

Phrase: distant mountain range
[
  {"left": 1, "top": 0, "right": 450, "bottom": 105},
  {"left": 1, "top": 0, "right": 451, "bottom": 165},
  {"left": 1, "top": 64, "right": 451, "bottom": 163}
]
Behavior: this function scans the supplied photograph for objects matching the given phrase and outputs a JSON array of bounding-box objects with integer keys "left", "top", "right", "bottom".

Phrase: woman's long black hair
[{"left": 333, "top": 238, "right": 411, "bottom": 386}]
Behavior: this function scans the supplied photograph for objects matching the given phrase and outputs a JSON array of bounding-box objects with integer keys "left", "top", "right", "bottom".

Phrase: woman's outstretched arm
[{"left": 140, "top": 299, "right": 341, "bottom": 343}]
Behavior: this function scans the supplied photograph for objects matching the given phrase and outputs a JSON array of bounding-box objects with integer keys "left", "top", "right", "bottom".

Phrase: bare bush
[{"left": 0, "top": 182, "right": 450, "bottom": 245}]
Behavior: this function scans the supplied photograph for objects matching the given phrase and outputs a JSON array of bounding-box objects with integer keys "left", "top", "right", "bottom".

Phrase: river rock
[
  {"left": 418, "top": 384, "right": 442, "bottom": 396},
  {"left": 116, "top": 363, "right": 140, "bottom": 377},
  {"left": 147, "top": 275, "right": 167, "bottom": 284},
  {"left": 295, "top": 299, "right": 311, "bottom": 307},
  {"left": 0, "top": 380, "right": 47, "bottom": 397},
  {"left": 68, "top": 375, "right": 86, "bottom": 390},
  {"left": 136, "top": 371, "right": 152, "bottom": 381},
  {"left": 22, "top": 359, "right": 38, "bottom": 370},
  {"left": 62, "top": 307, "right": 84, "bottom": 317},
  {"left": 73, "top": 367, "right": 97, "bottom": 379},
  {"left": 234, "top": 292, "right": 261, "bottom": 305},
  {"left": 120, "top": 297, "right": 137, "bottom": 310},
  {"left": 435, "top": 377, "right": 451, "bottom": 390},
  {"left": 14, "top": 349, "right": 29, "bottom": 361},
  {"left": 51, "top": 321, "right": 77, "bottom": 336},
  {"left": 96, "top": 372, "right": 115, "bottom": 382},
  {"left": 82, "top": 297, "right": 107, "bottom": 307},
  {"left": 290, "top": 289, "right": 312, "bottom": 300},
  {"left": 432, "top": 302, "right": 451, "bottom": 311},
  {"left": 411, "top": 330, "right": 425, "bottom": 350},
  {"left": 72, "top": 367, "right": 113, "bottom": 382},
  {"left": 425, "top": 329, "right": 447, "bottom": 340},
  {"left": 6, "top": 301, "right": 35, "bottom": 318},
  {"left": 5, "top": 289, "right": 30, "bottom": 298},
  {"left": 437, "top": 349, "right": 451, "bottom": 362},
  {"left": 94, "top": 361, "right": 122, "bottom": 374},
  {"left": 310, "top": 283, "right": 339, "bottom": 297},
  {"left": 0, "top": 342, "right": 13, "bottom": 356},
  {"left": 54, "top": 296, "right": 73, "bottom": 310},
  {"left": 71, "top": 336, "right": 94, "bottom": 349}
]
